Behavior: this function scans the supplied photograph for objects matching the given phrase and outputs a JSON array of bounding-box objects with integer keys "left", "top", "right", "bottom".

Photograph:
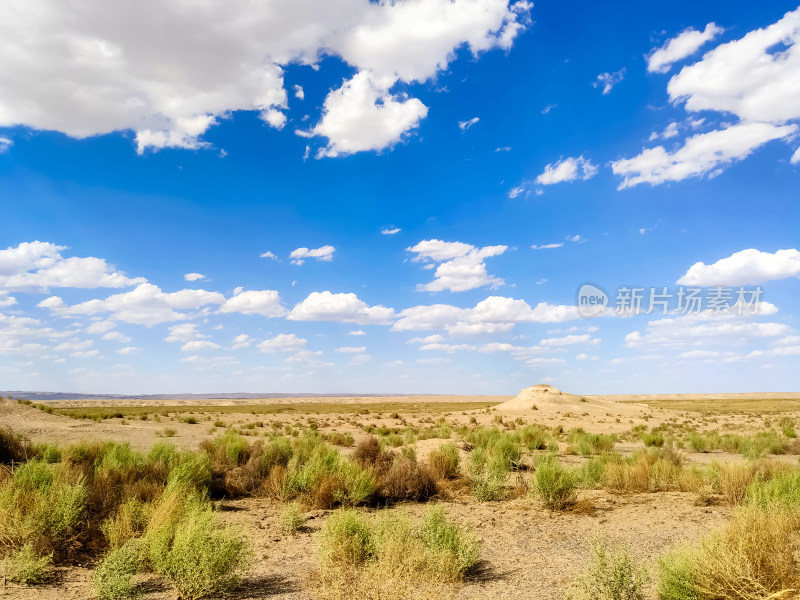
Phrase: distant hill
[{"left": 0, "top": 391, "right": 426, "bottom": 402}]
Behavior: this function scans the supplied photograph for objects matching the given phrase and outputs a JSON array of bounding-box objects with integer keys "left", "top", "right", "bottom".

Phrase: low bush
[
  {"left": 2, "top": 542, "right": 52, "bottom": 585},
  {"left": 0, "top": 427, "right": 31, "bottom": 464},
  {"left": 92, "top": 541, "right": 143, "bottom": 600},
  {"left": 565, "top": 536, "right": 647, "bottom": 600},
  {"left": 428, "top": 443, "right": 461, "bottom": 480},
  {"left": 279, "top": 502, "right": 306, "bottom": 534},
  {"left": 531, "top": 455, "right": 577, "bottom": 510}
]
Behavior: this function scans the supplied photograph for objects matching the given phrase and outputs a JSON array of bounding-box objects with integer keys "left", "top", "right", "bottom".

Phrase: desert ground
[{"left": 2, "top": 385, "right": 800, "bottom": 600}]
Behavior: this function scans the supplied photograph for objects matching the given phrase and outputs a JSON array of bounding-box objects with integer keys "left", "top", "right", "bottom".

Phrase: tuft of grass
[
  {"left": 428, "top": 443, "right": 461, "bottom": 480},
  {"left": 311, "top": 506, "right": 479, "bottom": 600},
  {"left": 2, "top": 542, "right": 52, "bottom": 585},
  {"left": 279, "top": 502, "right": 306, "bottom": 534},
  {"left": 565, "top": 536, "right": 647, "bottom": 600},
  {"left": 531, "top": 455, "right": 577, "bottom": 510},
  {"left": 0, "top": 427, "right": 31, "bottom": 465}
]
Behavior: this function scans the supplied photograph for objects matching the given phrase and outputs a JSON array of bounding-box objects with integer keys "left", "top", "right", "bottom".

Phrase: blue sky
[{"left": 1, "top": 0, "right": 799, "bottom": 395}]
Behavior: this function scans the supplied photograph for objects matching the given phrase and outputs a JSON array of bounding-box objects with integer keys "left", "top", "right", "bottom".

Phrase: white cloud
[
  {"left": 289, "top": 291, "right": 395, "bottom": 324},
  {"left": 535, "top": 156, "right": 598, "bottom": 185},
  {"left": 285, "top": 350, "right": 326, "bottom": 366},
  {"left": 649, "top": 122, "right": 680, "bottom": 141},
  {"left": 348, "top": 353, "right": 372, "bottom": 365},
  {"left": 565, "top": 234, "right": 582, "bottom": 243},
  {"left": 625, "top": 310, "right": 789, "bottom": 349},
  {"left": 593, "top": 68, "right": 625, "bottom": 95},
  {"left": 792, "top": 147, "right": 800, "bottom": 164},
  {"left": 458, "top": 117, "right": 480, "bottom": 131},
  {"left": 419, "top": 342, "right": 476, "bottom": 352},
  {"left": 293, "top": 85, "right": 305, "bottom": 100},
  {"left": 0, "top": 241, "right": 146, "bottom": 292},
  {"left": 539, "top": 334, "right": 600, "bottom": 346},
  {"left": 86, "top": 320, "right": 116, "bottom": 335},
  {"left": 336, "top": 346, "right": 366, "bottom": 353},
  {"left": 408, "top": 239, "right": 507, "bottom": 292},
  {"left": 349, "top": 330, "right": 366, "bottom": 336},
  {"left": 232, "top": 334, "right": 253, "bottom": 349},
  {"left": 290, "top": 245, "right": 335, "bottom": 265},
  {"left": 258, "top": 333, "right": 307, "bottom": 353},
  {"left": 39, "top": 283, "right": 225, "bottom": 326},
  {"left": 508, "top": 185, "right": 526, "bottom": 199},
  {"left": 0, "top": 0, "right": 530, "bottom": 156},
  {"left": 218, "top": 289, "right": 286, "bottom": 317},
  {"left": 260, "top": 251, "right": 278, "bottom": 260},
  {"left": 612, "top": 122, "right": 797, "bottom": 189},
  {"left": 165, "top": 323, "right": 205, "bottom": 343},
  {"left": 647, "top": 22, "right": 723, "bottom": 73},
  {"left": 311, "top": 72, "right": 428, "bottom": 157},
  {"left": 381, "top": 227, "right": 401, "bottom": 235},
  {"left": 117, "top": 346, "right": 140, "bottom": 355},
  {"left": 678, "top": 248, "right": 800, "bottom": 286},
  {"left": 667, "top": 8, "right": 800, "bottom": 125},
  {"left": 0, "top": 137, "right": 11, "bottom": 152},
  {"left": 180, "top": 340, "right": 221, "bottom": 352},
  {"left": 102, "top": 331, "right": 131, "bottom": 343},
  {"left": 184, "top": 273, "right": 206, "bottom": 282},
  {"left": 748, "top": 345, "right": 800, "bottom": 358},
  {"left": 531, "top": 243, "right": 563, "bottom": 250},
  {"left": 392, "top": 295, "right": 579, "bottom": 333}
]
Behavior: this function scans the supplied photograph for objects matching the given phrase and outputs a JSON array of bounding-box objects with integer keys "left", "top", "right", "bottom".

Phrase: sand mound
[{"left": 496, "top": 384, "right": 649, "bottom": 423}]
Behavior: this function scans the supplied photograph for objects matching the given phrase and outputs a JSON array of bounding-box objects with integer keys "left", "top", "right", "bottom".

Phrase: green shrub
[
  {"left": 642, "top": 432, "right": 665, "bottom": 448},
  {"left": 146, "top": 501, "right": 250, "bottom": 599},
  {"left": 531, "top": 455, "right": 577, "bottom": 510},
  {"left": 3, "top": 542, "right": 52, "bottom": 585},
  {"left": 318, "top": 510, "right": 374, "bottom": 568},
  {"left": 92, "top": 541, "right": 143, "bottom": 600},
  {"left": 745, "top": 469, "right": 800, "bottom": 508},
  {"left": 419, "top": 505, "right": 479, "bottom": 580},
  {"left": 565, "top": 536, "right": 647, "bottom": 600},
  {"left": 428, "top": 443, "right": 460, "bottom": 480},
  {"left": 278, "top": 502, "right": 306, "bottom": 534}
]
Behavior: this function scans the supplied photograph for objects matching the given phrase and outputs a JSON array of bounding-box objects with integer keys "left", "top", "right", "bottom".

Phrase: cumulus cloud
[
  {"left": 667, "top": 8, "right": 800, "bottom": 125},
  {"left": 0, "top": 0, "right": 530, "bottom": 156},
  {"left": 535, "top": 156, "right": 598, "bottom": 185},
  {"left": 792, "top": 147, "right": 800, "bottom": 164},
  {"left": 311, "top": 72, "right": 428, "bottom": 157},
  {"left": 0, "top": 292, "right": 17, "bottom": 308},
  {"left": 678, "top": 248, "right": 800, "bottom": 286},
  {"left": 611, "top": 122, "right": 797, "bottom": 189},
  {"left": 0, "top": 241, "right": 146, "bottom": 292},
  {"left": 289, "top": 291, "right": 395, "bottom": 324},
  {"left": 408, "top": 239, "right": 507, "bottom": 292},
  {"left": 184, "top": 273, "right": 206, "bottom": 282},
  {"left": 180, "top": 340, "right": 221, "bottom": 352},
  {"left": 647, "top": 22, "right": 723, "bottom": 73},
  {"left": 392, "top": 295, "right": 579, "bottom": 333},
  {"left": 102, "top": 331, "right": 131, "bottom": 343},
  {"left": 38, "top": 283, "right": 225, "bottom": 326},
  {"left": 258, "top": 333, "right": 307, "bottom": 353},
  {"left": 592, "top": 68, "right": 625, "bottom": 95},
  {"left": 164, "top": 323, "right": 205, "bottom": 343},
  {"left": 218, "top": 289, "right": 286, "bottom": 317},
  {"left": 231, "top": 334, "right": 254, "bottom": 349},
  {"left": 117, "top": 346, "right": 140, "bottom": 355},
  {"left": 290, "top": 245, "right": 335, "bottom": 265},
  {"left": 259, "top": 251, "right": 278, "bottom": 260}
]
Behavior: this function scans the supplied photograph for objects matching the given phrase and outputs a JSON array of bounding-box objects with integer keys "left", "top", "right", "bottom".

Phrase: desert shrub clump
[
  {"left": 565, "top": 536, "right": 648, "bottom": 600},
  {"left": 531, "top": 455, "right": 577, "bottom": 510},
  {"left": 658, "top": 471, "right": 800, "bottom": 600},
  {"left": 310, "top": 506, "right": 479, "bottom": 600}
]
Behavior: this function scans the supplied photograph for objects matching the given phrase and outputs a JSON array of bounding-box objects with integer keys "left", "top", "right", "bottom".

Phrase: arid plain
[{"left": 2, "top": 386, "right": 800, "bottom": 600}]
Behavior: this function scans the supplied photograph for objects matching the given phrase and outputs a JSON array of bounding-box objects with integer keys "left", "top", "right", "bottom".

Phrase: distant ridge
[{"left": 0, "top": 391, "right": 434, "bottom": 402}]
